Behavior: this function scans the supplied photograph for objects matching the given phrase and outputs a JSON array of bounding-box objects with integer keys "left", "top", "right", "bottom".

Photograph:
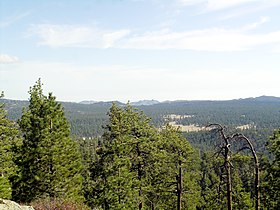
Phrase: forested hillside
[{"left": 2, "top": 96, "right": 280, "bottom": 153}]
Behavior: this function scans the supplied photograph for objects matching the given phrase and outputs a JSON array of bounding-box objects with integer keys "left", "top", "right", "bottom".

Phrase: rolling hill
[{"left": 1, "top": 96, "right": 280, "bottom": 152}]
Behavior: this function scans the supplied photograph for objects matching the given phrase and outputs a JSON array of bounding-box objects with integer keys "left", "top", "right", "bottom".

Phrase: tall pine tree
[
  {"left": 12, "top": 80, "right": 83, "bottom": 202},
  {"left": 88, "top": 103, "right": 157, "bottom": 209},
  {"left": 148, "top": 124, "right": 201, "bottom": 210}
]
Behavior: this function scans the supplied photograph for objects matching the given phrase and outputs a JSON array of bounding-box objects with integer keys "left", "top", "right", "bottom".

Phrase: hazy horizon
[{"left": 2, "top": 94, "right": 280, "bottom": 104}]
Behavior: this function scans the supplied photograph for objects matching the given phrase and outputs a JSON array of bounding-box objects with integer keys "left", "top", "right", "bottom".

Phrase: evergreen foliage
[
  {"left": 199, "top": 152, "right": 255, "bottom": 209},
  {"left": 85, "top": 104, "right": 201, "bottom": 209},
  {"left": 2, "top": 81, "right": 280, "bottom": 209},
  {"left": 262, "top": 129, "right": 280, "bottom": 209},
  {"left": 87, "top": 103, "right": 158, "bottom": 209},
  {"left": 2, "top": 97, "right": 280, "bottom": 153},
  {"left": 151, "top": 124, "right": 201, "bottom": 209},
  {"left": 12, "top": 80, "right": 84, "bottom": 202},
  {"left": 0, "top": 92, "right": 21, "bottom": 199}
]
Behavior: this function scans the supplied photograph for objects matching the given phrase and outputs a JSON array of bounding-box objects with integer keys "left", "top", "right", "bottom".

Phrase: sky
[{"left": 1, "top": 0, "right": 280, "bottom": 102}]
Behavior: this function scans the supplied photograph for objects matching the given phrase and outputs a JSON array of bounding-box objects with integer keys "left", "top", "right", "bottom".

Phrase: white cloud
[
  {"left": 0, "top": 12, "right": 29, "bottom": 28},
  {"left": 0, "top": 54, "right": 19, "bottom": 63},
  {"left": 29, "top": 17, "right": 280, "bottom": 52},
  {"left": 242, "top": 16, "right": 270, "bottom": 30},
  {"left": 30, "top": 24, "right": 130, "bottom": 48},
  {"left": 123, "top": 27, "right": 280, "bottom": 52},
  {"left": 179, "top": 0, "right": 255, "bottom": 8},
  {"left": 122, "top": 16, "right": 278, "bottom": 52},
  {"left": 179, "top": 0, "right": 280, "bottom": 12},
  {"left": 102, "top": 30, "right": 132, "bottom": 48},
  {"left": 178, "top": 0, "right": 204, "bottom": 6},
  {"left": 206, "top": 0, "right": 257, "bottom": 11}
]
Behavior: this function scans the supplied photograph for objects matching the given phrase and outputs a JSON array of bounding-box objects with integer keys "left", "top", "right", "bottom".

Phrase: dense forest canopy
[{"left": 1, "top": 96, "right": 280, "bottom": 153}]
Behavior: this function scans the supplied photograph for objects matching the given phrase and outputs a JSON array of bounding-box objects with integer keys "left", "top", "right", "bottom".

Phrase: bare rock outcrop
[{"left": 0, "top": 199, "right": 34, "bottom": 210}]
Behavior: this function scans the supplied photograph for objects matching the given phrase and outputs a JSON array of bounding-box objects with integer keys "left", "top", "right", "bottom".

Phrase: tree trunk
[
  {"left": 209, "top": 124, "right": 232, "bottom": 210},
  {"left": 208, "top": 124, "right": 260, "bottom": 210},
  {"left": 177, "top": 160, "right": 182, "bottom": 210},
  {"left": 255, "top": 163, "right": 260, "bottom": 210},
  {"left": 240, "top": 135, "right": 260, "bottom": 210},
  {"left": 225, "top": 150, "right": 232, "bottom": 210},
  {"left": 225, "top": 140, "right": 232, "bottom": 210},
  {"left": 136, "top": 143, "right": 143, "bottom": 210}
]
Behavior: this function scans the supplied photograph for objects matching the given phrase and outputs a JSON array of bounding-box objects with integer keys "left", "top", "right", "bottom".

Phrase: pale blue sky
[{"left": 1, "top": 0, "right": 280, "bottom": 102}]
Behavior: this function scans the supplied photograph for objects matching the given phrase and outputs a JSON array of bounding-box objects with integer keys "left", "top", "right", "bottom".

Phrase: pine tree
[
  {"left": 262, "top": 129, "right": 280, "bottom": 209},
  {"left": 0, "top": 92, "right": 21, "bottom": 199},
  {"left": 199, "top": 152, "right": 254, "bottom": 210},
  {"left": 149, "top": 124, "right": 201, "bottom": 210},
  {"left": 12, "top": 80, "right": 84, "bottom": 202},
  {"left": 200, "top": 151, "right": 225, "bottom": 210},
  {"left": 89, "top": 103, "right": 155, "bottom": 209},
  {"left": 88, "top": 104, "right": 201, "bottom": 210}
]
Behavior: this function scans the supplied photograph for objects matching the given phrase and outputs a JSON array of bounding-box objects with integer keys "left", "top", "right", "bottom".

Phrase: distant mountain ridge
[
  {"left": 239, "top": 95, "right": 280, "bottom": 102},
  {"left": 79, "top": 99, "right": 160, "bottom": 106},
  {"left": 130, "top": 100, "right": 160, "bottom": 106},
  {"left": 79, "top": 96, "right": 280, "bottom": 106},
  {"left": 2, "top": 95, "right": 280, "bottom": 107},
  {"left": 79, "top": 100, "right": 99, "bottom": 104},
  {"left": 79, "top": 100, "right": 124, "bottom": 106}
]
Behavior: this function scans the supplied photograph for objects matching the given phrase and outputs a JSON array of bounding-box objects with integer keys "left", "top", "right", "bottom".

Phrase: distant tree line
[{"left": 2, "top": 93, "right": 280, "bottom": 155}]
